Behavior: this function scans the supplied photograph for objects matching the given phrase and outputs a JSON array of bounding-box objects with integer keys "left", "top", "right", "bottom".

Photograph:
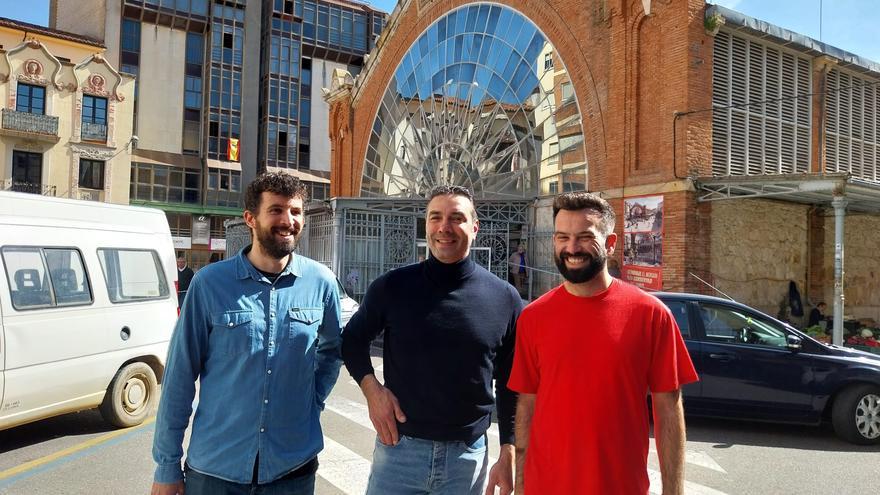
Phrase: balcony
[
  {"left": 0, "top": 108, "right": 60, "bottom": 142},
  {"left": 2, "top": 179, "right": 57, "bottom": 196},
  {"left": 81, "top": 121, "right": 108, "bottom": 142}
]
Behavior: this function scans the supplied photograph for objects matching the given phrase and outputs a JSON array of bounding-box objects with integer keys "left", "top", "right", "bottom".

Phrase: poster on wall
[{"left": 622, "top": 195, "right": 663, "bottom": 290}]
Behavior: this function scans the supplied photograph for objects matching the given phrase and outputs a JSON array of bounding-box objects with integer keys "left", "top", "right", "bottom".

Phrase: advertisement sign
[
  {"left": 172, "top": 236, "right": 192, "bottom": 249},
  {"left": 622, "top": 195, "right": 663, "bottom": 290},
  {"left": 210, "top": 238, "right": 227, "bottom": 252},
  {"left": 192, "top": 216, "right": 210, "bottom": 245}
]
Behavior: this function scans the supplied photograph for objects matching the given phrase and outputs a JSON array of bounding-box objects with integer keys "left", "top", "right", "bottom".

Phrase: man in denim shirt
[{"left": 152, "top": 172, "right": 343, "bottom": 495}]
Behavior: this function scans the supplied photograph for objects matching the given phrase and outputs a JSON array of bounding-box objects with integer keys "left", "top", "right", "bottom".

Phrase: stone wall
[
  {"left": 710, "top": 199, "right": 809, "bottom": 317},
  {"left": 821, "top": 214, "right": 880, "bottom": 322}
]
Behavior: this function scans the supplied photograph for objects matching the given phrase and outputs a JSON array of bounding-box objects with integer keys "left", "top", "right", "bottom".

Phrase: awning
[{"left": 695, "top": 172, "right": 880, "bottom": 213}]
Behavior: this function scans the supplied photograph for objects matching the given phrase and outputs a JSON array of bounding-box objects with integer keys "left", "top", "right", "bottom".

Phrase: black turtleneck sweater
[{"left": 342, "top": 255, "right": 523, "bottom": 445}]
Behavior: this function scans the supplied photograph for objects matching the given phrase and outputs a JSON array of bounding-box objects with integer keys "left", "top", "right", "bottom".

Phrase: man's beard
[
  {"left": 255, "top": 225, "right": 301, "bottom": 260},
  {"left": 554, "top": 250, "right": 606, "bottom": 284}
]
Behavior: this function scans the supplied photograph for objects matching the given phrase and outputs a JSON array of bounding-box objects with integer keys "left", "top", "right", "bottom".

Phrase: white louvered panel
[
  {"left": 866, "top": 143, "right": 877, "bottom": 182},
  {"left": 852, "top": 139, "right": 864, "bottom": 179},
  {"left": 765, "top": 118, "right": 781, "bottom": 174},
  {"left": 765, "top": 47, "right": 781, "bottom": 120},
  {"left": 840, "top": 135, "right": 852, "bottom": 173},
  {"left": 781, "top": 53, "right": 797, "bottom": 123},
  {"left": 796, "top": 127, "right": 810, "bottom": 173},
  {"left": 796, "top": 58, "right": 811, "bottom": 128},
  {"left": 731, "top": 36, "right": 748, "bottom": 106},
  {"left": 852, "top": 74, "right": 864, "bottom": 141},
  {"left": 747, "top": 41, "right": 763, "bottom": 106},
  {"left": 712, "top": 32, "right": 731, "bottom": 108},
  {"left": 712, "top": 110, "right": 731, "bottom": 175},
  {"left": 780, "top": 123, "right": 796, "bottom": 174},
  {"left": 840, "top": 72, "right": 852, "bottom": 136},
  {"left": 748, "top": 114, "right": 763, "bottom": 174},
  {"left": 826, "top": 134, "right": 839, "bottom": 173},
  {"left": 712, "top": 31, "right": 732, "bottom": 176},
  {"left": 730, "top": 109, "right": 748, "bottom": 175}
]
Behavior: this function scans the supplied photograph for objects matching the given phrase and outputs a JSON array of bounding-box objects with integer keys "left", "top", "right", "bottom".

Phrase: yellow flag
[{"left": 228, "top": 138, "right": 240, "bottom": 161}]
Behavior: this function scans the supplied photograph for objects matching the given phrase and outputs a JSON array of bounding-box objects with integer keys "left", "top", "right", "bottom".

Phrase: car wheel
[
  {"left": 831, "top": 384, "right": 880, "bottom": 445},
  {"left": 99, "top": 362, "right": 158, "bottom": 428}
]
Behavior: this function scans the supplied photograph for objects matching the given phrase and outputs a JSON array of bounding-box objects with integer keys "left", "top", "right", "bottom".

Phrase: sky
[{"left": 1, "top": 0, "right": 878, "bottom": 63}]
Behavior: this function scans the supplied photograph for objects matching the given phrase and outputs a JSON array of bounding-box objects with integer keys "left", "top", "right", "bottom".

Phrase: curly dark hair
[
  {"left": 244, "top": 172, "right": 308, "bottom": 213},
  {"left": 552, "top": 192, "right": 615, "bottom": 235},
  {"left": 427, "top": 185, "right": 477, "bottom": 221}
]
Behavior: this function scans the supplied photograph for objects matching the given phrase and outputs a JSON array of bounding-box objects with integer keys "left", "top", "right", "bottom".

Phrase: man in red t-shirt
[{"left": 508, "top": 192, "right": 698, "bottom": 495}]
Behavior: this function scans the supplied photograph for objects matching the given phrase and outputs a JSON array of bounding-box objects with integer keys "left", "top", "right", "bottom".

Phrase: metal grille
[
  {"left": 474, "top": 221, "right": 509, "bottom": 280},
  {"left": 712, "top": 30, "right": 811, "bottom": 176},
  {"left": 341, "top": 210, "right": 417, "bottom": 301},
  {"left": 825, "top": 68, "right": 880, "bottom": 183}
]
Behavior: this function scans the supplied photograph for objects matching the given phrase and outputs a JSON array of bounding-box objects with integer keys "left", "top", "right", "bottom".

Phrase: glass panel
[
  {"left": 2, "top": 247, "right": 52, "bottom": 309},
  {"left": 362, "top": 4, "right": 585, "bottom": 199},
  {"left": 45, "top": 248, "right": 93, "bottom": 306},
  {"left": 97, "top": 249, "right": 169, "bottom": 302}
]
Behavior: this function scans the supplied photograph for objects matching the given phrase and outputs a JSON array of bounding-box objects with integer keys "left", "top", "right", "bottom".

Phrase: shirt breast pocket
[
  {"left": 211, "top": 310, "right": 254, "bottom": 355},
  {"left": 289, "top": 308, "right": 323, "bottom": 354}
]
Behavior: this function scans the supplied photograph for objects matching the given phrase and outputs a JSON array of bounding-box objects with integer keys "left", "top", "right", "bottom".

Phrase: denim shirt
[{"left": 152, "top": 247, "right": 342, "bottom": 484}]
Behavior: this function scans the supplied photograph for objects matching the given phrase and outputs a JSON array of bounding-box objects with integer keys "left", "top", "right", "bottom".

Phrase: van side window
[
  {"left": 2, "top": 247, "right": 92, "bottom": 310},
  {"left": 97, "top": 248, "right": 169, "bottom": 303}
]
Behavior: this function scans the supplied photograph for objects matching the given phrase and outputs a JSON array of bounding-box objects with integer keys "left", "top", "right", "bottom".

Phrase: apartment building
[
  {"left": 0, "top": 17, "right": 134, "bottom": 204},
  {"left": 51, "top": 0, "right": 386, "bottom": 268}
]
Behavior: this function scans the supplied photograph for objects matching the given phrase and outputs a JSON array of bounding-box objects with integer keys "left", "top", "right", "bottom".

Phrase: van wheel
[
  {"left": 99, "top": 362, "right": 158, "bottom": 428},
  {"left": 831, "top": 384, "right": 880, "bottom": 445}
]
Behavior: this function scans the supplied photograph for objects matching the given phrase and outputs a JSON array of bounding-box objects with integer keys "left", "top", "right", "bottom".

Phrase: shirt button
[
  {"left": 267, "top": 369, "right": 272, "bottom": 374},
  {"left": 228, "top": 322, "right": 234, "bottom": 327},
  {"left": 260, "top": 428, "right": 265, "bottom": 433},
  {"left": 264, "top": 399, "right": 269, "bottom": 404},
  {"left": 270, "top": 312, "right": 276, "bottom": 317}
]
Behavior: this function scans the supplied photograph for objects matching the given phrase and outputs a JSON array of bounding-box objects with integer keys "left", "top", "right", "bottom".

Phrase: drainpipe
[{"left": 831, "top": 195, "right": 847, "bottom": 346}]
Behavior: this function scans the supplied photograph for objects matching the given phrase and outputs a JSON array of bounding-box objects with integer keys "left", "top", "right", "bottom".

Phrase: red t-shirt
[{"left": 508, "top": 280, "right": 698, "bottom": 494}]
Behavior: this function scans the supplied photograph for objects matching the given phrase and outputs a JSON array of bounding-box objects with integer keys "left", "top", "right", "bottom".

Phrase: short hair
[
  {"left": 552, "top": 192, "right": 616, "bottom": 235},
  {"left": 245, "top": 172, "right": 308, "bottom": 213},
  {"left": 427, "top": 185, "right": 478, "bottom": 221},
  {"left": 817, "top": 301, "right": 827, "bottom": 307}
]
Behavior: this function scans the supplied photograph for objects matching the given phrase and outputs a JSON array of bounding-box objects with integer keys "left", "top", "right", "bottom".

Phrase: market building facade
[{"left": 314, "top": 0, "right": 880, "bottom": 338}]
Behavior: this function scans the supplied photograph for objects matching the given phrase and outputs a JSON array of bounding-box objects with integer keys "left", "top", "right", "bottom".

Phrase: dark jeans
[{"left": 184, "top": 462, "right": 316, "bottom": 495}]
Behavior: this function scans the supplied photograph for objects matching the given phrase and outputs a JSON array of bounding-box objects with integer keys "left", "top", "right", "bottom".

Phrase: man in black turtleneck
[{"left": 342, "top": 185, "right": 523, "bottom": 495}]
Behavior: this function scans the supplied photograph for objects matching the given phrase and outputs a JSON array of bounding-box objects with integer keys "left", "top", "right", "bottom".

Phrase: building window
[
  {"left": 11, "top": 151, "right": 43, "bottom": 193},
  {"left": 544, "top": 52, "right": 554, "bottom": 71},
  {"left": 560, "top": 82, "right": 574, "bottom": 103},
  {"left": 82, "top": 95, "right": 108, "bottom": 141},
  {"left": 130, "top": 163, "right": 200, "bottom": 204},
  {"left": 16, "top": 83, "right": 45, "bottom": 114},
  {"left": 79, "top": 159, "right": 105, "bottom": 190}
]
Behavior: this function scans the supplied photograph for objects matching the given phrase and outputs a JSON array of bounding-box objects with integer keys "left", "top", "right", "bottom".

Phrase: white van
[{"left": 0, "top": 191, "right": 178, "bottom": 430}]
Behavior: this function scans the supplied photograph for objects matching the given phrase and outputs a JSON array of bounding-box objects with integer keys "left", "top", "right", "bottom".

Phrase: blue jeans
[
  {"left": 366, "top": 434, "right": 488, "bottom": 495},
  {"left": 184, "top": 465, "right": 315, "bottom": 495}
]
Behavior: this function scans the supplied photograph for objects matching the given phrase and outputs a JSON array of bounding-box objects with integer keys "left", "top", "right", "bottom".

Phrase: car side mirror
[{"left": 786, "top": 334, "right": 802, "bottom": 351}]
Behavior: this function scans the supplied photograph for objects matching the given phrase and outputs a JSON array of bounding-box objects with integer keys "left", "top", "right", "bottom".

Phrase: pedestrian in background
[
  {"left": 508, "top": 243, "right": 528, "bottom": 297},
  {"left": 342, "top": 185, "right": 523, "bottom": 495},
  {"left": 175, "top": 254, "right": 194, "bottom": 308},
  {"left": 151, "top": 172, "right": 343, "bottom": 495},
  {"left": 509, "top": 192, "right": 698, "bottom": 495}
]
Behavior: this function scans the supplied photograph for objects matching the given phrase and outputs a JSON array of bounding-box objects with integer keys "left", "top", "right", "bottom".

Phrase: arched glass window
[{"left": 363, "top": 3, "right": 586, "bottom": 199}]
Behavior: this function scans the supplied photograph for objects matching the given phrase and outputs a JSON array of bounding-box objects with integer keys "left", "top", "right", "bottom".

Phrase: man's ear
[
  {"left": 473, "top": 218, "right": 480, "bottom": 235},
  {"left": 243, "top": 209, "right": 256, "bottom": 230},
  {"left": 605, "top": 232, "right": 618, "bottom": 256}
]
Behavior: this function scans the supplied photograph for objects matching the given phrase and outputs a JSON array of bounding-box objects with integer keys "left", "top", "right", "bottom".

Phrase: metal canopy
[{"left": 695, "top": 173, "right": 880, "bottom": 213}]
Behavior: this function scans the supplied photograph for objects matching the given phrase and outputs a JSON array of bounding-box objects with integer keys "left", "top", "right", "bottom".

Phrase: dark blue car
[{"left": 655, "top": 292, "right": 880, "bottom": 445}]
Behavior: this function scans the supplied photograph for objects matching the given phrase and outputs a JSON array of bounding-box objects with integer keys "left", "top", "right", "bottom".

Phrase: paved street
[{"left": 1, "top": 355, "right": 878, "bottom": 494}]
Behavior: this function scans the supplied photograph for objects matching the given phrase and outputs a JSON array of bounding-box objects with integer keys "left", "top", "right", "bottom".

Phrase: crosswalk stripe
[
  {"left": 648, "top": 468, "right": 729, "bottom": 495},
  {"left": 320, "top": 436, "right": 372, "bottom": 493},
  {"left": 649, "top": 446, "right": 726, "bottom": 474}
]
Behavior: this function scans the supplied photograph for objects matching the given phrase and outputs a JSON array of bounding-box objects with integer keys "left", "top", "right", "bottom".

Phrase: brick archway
[{"left": 330, "top": 0, "right": 610, "bottom": 197}]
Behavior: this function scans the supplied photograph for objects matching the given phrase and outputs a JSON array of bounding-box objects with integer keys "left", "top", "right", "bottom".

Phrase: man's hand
[
  {"left": 151, "top": 481, "right": 184, "bottom": 495},
  {"left": 485, "top": 443, "right": 515, "bottom": 495},
  {"left": 360, "top": 374, "right": 406, "bottom": 446}
]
